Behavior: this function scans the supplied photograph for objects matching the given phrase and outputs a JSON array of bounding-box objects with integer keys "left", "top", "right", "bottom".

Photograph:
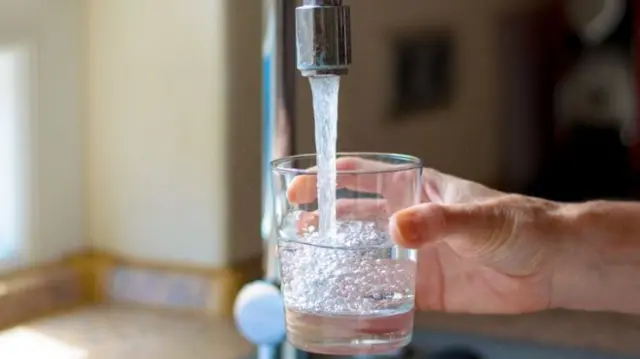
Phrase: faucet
[
  {"left": 296, "top": 0, "right": 352, "bottom": 77},
  {"left": 234, "top": 1, "right": 351, "bottom": 358}
]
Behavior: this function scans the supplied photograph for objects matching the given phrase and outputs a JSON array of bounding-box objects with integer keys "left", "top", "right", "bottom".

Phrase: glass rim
[{"left": 271, "top": 152, "right": 422, "bottom": 175}]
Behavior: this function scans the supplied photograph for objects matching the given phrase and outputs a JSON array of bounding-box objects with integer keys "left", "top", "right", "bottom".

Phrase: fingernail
[
  {"left": 286, "top": 189, "right": 297, "bottom": 204},
  {"left": 286, "top": 184, "right": 301, "bottom": 204},
  {"left": 390, "top": 209, "right": 422, "bottom": 247}
]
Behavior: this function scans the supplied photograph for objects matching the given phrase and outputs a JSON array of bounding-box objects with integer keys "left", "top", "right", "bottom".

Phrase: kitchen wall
[
  {"left": 0, "top": 0, "right": 85, "bottom": 266},
  {"left": 87, "top": 0, "right": 262, "bottom": 267},
  {"left": 295, "top": 0, "right": 546, "bottom": 186}
]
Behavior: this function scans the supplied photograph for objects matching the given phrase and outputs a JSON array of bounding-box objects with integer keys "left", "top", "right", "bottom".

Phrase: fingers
[
  {"left": 389, "top": 199, "right": 512, "bottom": 251},
  {"left": 336, "top": 198, "right": 388, "bottom": 221},
  {"left": 295, "top": 199, "right": 389, "bottom": 234},
  {"left": 286, "top": 156, "right": 502, "bottom": 206},
  {"left": 286, "top": 157, "right": 413, "bottom": 204}
]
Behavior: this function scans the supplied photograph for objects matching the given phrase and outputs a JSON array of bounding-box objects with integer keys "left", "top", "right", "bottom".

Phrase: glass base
[
  {"left": 285, "top": 308, "right": 413, "bottom": 356},
  {"left": 289, "top": 336, "right": 411, "bottom": 356}
]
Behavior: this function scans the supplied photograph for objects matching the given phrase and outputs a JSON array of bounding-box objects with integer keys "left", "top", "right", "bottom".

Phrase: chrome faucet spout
[{"left": 296, "top": 0, "right": 351, "bottom": 77}]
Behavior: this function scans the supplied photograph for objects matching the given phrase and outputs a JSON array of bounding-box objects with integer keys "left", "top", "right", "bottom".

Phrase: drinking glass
[{"left": 272, "top": 152, "right": 422, "bottom": 355}]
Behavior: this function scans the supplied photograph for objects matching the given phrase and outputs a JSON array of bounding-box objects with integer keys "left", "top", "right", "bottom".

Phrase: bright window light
[{"left": 0, "top": 45, "right": 29, "bottom": 267}]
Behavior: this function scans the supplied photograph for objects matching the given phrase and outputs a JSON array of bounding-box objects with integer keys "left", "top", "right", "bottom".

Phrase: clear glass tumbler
[{"left": 272, "top": 153, "right": 422, "bottom": 355}]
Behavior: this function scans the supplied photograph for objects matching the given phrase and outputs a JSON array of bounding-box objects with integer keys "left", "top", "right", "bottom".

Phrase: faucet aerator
[{"left": 295, "top": 1, "right": 352, "bottom": 77}]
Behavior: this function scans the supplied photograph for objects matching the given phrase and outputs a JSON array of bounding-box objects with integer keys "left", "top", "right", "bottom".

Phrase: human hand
[{"left": 286, "top": 157, "right": 573, "bottom": 314}]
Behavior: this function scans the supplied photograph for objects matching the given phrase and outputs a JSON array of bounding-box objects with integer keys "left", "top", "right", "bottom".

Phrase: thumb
[{"left": 389, "top": 202, "right": 511, "bottom": 249}]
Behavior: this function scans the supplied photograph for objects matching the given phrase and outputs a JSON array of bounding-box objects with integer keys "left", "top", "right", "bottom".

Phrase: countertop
[
  {"left": 414, "top": 310, "right": 640, "bottom": 357},
  {"left": 14, "top": 304, "right": 640, "bottom": 358}
]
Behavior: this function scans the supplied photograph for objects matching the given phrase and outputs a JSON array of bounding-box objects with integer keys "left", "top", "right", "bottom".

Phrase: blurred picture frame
[{"left": 390, "top": 29, "right": 456, "bottom": 118}]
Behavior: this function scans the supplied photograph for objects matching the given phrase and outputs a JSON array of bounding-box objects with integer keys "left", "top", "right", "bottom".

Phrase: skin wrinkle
[
  {"left": 482, "top": 271, "right": 517, "bottom": 312},
  {"left": 478, "top": 196, "right": 557, "bottom": 276},
  {"left": 423, "top": 179, "right": 442, "bottom": 204},
  {"left": 476, "top": 203, "right": 516, "bottom": 267}
]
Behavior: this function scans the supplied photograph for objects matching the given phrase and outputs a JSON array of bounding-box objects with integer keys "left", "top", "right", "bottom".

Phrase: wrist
[
  {"left": 551, "top": 201, "right": 640, "bottom": 314},
  {"left": 549, "top": 202, "right": 600, "bottom": 311}
]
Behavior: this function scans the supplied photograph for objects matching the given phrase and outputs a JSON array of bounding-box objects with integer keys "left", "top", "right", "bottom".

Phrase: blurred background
[{"left": 0, "top": 0, "right": 639, "bottom": 358}]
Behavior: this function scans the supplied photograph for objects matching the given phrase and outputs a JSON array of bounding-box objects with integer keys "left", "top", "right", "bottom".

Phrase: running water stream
[{"left": 309, "top": 76, "right": 340, "bottom": 240}]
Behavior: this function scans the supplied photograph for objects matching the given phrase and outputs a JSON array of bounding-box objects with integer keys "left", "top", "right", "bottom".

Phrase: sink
[
  {"left": 404, "top": 330, "right": 636, "bottom": 359},
  {"left": 245, "top": 330, "right": 636, "bottom": 359}
]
